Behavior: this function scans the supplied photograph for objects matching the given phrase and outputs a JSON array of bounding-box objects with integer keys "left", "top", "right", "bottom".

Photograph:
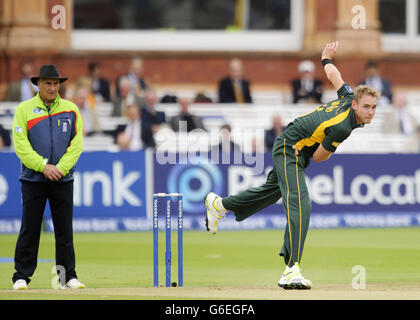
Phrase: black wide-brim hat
[{"left": 30, "top": 64, "right": 68, "bottom": 86}]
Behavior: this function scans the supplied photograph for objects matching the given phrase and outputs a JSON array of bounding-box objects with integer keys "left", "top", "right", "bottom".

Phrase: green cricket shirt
[{"left": 282, "top": 83, "right": 363, "bottom": 158}]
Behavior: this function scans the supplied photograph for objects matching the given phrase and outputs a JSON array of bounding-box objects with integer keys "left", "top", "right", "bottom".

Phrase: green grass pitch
[{"left": 0, "top": 228, "right": 419, "bottom": 299}]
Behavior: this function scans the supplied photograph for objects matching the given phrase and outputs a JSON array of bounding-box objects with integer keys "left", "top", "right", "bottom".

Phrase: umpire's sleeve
[
  {"left": 56, "top": 104, "right": 84, "bottom": 176},
  {"left": 12, "top": 103, "right": 48, "bottom": 172}
]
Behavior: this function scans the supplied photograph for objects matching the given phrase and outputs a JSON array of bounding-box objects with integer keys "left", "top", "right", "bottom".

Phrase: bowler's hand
[
  {"left": 42, "top": 164, "right": 63, "bottom": 181},
  {"left": 292, "top": 145, "right": 299, "bottom": 156},
  {"left": 322, "top": 41, "right": 338, "bottom": 60}
]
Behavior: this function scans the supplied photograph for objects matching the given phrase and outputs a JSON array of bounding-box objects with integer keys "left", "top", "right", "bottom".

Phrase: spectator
[
  {"left": 73, "top": 86, "right": 102, "bottom": 136},
  {"left": 88, "top": 62, "right": 111, "bottom": 102},
  {"left": 112, "top": 77, "right": 144, "bottom": 117},
  {"left": 5, "top": 61, "right": 38, "bottom": 101},
  {"left": 194, "top": 92, "right": 213, "bottom": 103},
  {"left": 116, "top": 57, "right": 148, "bottom": 98},
  {"left": 74, "top": 76, "right": 97, "bottom": 110},
  {"left": 114, "top": 104, "right": 155, "bottom": 150},
  {"left": 265, "top": 114, "right": 287, "bottom": 150},
  {"left": 0, "top": 124, "right": 11, "bottom": 150},
  {"left": 170, "top": 97, "right": 206, "bottom": 132},
  {"left": 214, "top": 123, "right": 241, "bottom": 153},
  {"left": 381, "top": 92, "right": 416, "bottom": 135},
  {"left": 291, "top": 60, "right": 323, "bottom": 104},
  {"left": 358, "top": 61, "right": 393, "bottom": 105},
  {"left": 417, "top": 126, "right": 420, "bottom": 152},
  {"left": 160, "top": 93, "right": 177, "bottom": 103},
  {"left": 218, "top": 58, "right": 252, "bottom": 103},
  {"left": 141, "top": 89, "right": 166, "bottom": 134}
]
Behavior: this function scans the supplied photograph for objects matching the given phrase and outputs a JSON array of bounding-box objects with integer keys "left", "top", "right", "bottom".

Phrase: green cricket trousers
[{"left": 222, "top": 135, "right": 311, "bottom": 267}]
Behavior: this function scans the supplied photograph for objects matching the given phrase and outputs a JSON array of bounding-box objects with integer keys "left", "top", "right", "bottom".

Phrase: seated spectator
[
  {"left": 113, "top": 104, "right": 155, "bottom": 150},
  {"left": 417, "top": 126, "right": 420, "bottom": 152},
  {"left": 218, "top": 58, "right": 252, "bottom": 103},
  {"left": 358, "top": 60, "right": 393, "bottom": 105},
  {"left": 213, "top": 123, "right": 241, "bottom": 153},
  {"left": 88, "top": 62, "right": 111, "bottom": 102},
  {"left": 170, "top": 97, "right": 206, "bottom": 132},
  {"left": 5, "top": 61, "right": 38, "bottom": 101},
  {"left": 265, "top": 114, "right": 287, "bottom": 149},
  {"left": 74, "top": 76, "right": 97, "bottom": 109},
  {"left": 291, "top": 60, "right": 323, "bottom": 104},
  {"left": 112, "top": 77, "right": 144, "bottom": 117},
  {"left": 0, "top": 124, "right": 11, "bottom": 150},
  {"left": 141, "top": 89, "right": 166, "bottom": 134},
  {"left": 73, "top": 86, "right": 102, "bottom": 136},
  {"left": 116, "top": 57, "right": 148, "bottom": 98},
  {"left": 160, "top": 93, "right": 177, "bottom": 103},
  {"left": 381, "top": 92, "right": 416, "bottom": 135},
  {"left": 194, "top": 92, "right": 213, "bottom": 103}
]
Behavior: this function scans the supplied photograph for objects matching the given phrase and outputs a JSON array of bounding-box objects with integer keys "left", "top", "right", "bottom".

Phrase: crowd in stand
[{"left": 1, "top": 57, "right": 420, "bottom": 153}]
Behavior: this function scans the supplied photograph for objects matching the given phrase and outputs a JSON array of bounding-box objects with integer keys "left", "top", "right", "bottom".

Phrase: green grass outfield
[{"left": 0, "top": 228, "right": 419, "bottom": 299}]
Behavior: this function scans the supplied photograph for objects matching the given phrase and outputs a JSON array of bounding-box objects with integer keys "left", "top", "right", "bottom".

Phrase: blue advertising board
[
  {"left": 0, "top": 151, "right": 151, "bottom": 232},
  {"left": 153, "top": 152, "right": 420, "bottom": 230},
  {"left": 1, "top": 151, "right": 420, "bottom": 232}
]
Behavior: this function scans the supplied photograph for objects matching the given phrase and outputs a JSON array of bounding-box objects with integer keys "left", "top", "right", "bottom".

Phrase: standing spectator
[
  {"left": 73, "top": 86, "right": 102, "bottom": 136},
  {"left": 141, "top": 89, "right": 166, "bottom": 133},
  {"left": 358, "top": 60, "right": 393, "bottom": 105},
  {"left": 11, "top": 64, "right": 85, "bottom": 290},
  {"left": 291, "top": 60, "right": 323, "bottom": 104},
  {"left": 265, "top": 114, "right": 287, "bottom": 150},
  {"left": 0, "top": 124, "right": 11, "bottom": 150},
  {"left": 170, "top": 97, "right": 206, "bottom": 132},
  {"left": 113, "top": 104, "right": 155, "bottom": 150},
  {"left": 88, "top": 62, "right": 111, "bottom": 102},
  {"left": 218, "top": 58, "right": 253, "bottom": 103},
  {"left": 112, "top": 77, "right": 144, "bottom": 117},
  {"left": 116, "top": 57, "right": 148, "bottom": 98},
  {"left": 381, "top": 92, "right": 416, "bottom": 135},
  {"left": 5, "top": 61, "right": 38, "bottom": 101}
]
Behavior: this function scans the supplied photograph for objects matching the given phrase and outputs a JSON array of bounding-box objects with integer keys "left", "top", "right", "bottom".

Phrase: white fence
[{"left": 1, "top": 95, "right": 420, "bottom": 153}]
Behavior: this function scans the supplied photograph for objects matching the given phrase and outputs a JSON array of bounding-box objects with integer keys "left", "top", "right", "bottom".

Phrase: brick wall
[
  {"left": 3, "top": 54, "right": 420, "bottom": 92},
  {"left": 316, "top": 0, "right": 338, "bottom": 31}
]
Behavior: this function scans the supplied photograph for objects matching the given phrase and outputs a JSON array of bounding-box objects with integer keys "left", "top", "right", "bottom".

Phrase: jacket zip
[{"left": 48, "top": 107, "right": 54, "bottom": 163}]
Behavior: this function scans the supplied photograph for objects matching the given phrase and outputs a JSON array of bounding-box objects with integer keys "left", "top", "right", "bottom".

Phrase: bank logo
[{"left": 167, "top": 157, "right": 223, "bottom": 213}]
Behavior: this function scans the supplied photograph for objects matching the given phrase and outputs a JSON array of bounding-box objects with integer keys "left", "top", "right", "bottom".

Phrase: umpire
[{"left": 11, "top": 65, "right": 85, "bottom": 290}]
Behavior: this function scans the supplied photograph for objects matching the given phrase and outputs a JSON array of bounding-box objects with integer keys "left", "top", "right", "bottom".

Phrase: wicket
[{"left": 153, "top": 193, "right": 183, "bottom": 287}]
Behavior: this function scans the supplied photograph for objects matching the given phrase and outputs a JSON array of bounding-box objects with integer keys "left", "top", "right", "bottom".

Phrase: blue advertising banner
[
  {"left": 1, "top": 151, "right": 420, "bottom": 232},
  {"left": 153, "top": 152, "right": 420, "bottom": 231},
  {"left": 0, "top": 151, "right": 150, "bottom": 232}
]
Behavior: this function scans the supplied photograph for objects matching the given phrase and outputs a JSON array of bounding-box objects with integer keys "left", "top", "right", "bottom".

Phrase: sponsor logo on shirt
[
  {"left": 345, "top": 85, "right": 353, "bottom": 94},
  {"left": 32, "top": 108, "right": 45, "bottom": 114}
]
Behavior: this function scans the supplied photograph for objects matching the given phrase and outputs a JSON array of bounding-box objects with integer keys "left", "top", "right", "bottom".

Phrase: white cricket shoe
[
  {"left": 204, "top": 192, "right": 226, "bottom": 235},
  {"left": 13, "top": 279, "right": 28, "bottom": 291},
  {"left": 278, "top": 262, "right": 312, "bottom": 290},
  {"left": 63, "top": 278, "right": 86, "bottom": 289}
]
